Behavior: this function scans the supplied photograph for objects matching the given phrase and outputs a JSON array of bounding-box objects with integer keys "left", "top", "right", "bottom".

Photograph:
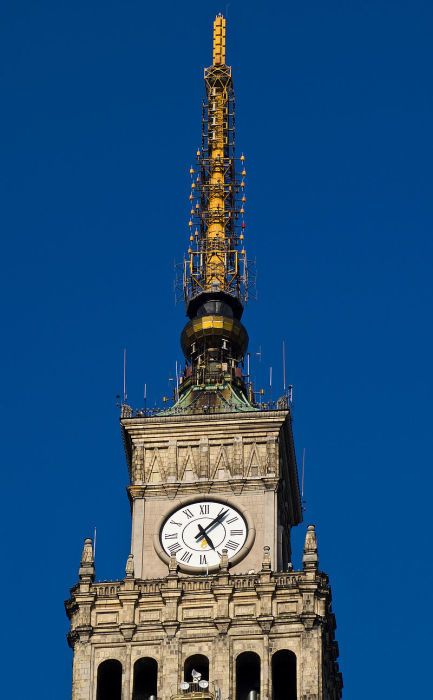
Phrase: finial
[
  {"left": 125, "top": 553, "right": 134, "bottom": 578},
  {"left": 219, "top": 548, "right": 229, "bottom": 572},
  {"left": 262, "top": 545, "right": 271, "bottom": 571},
  {"left": 213, "top": 14, "right": 226, "bottom": 65},
  {"left": 169, "top": 553, "right": 178, "bottom": 575},
  {"left": 79, "top": 537, "right": 95, "bottom": 581},
  {"left": 302, "top": 524, "right": 319, "bottom": 570}
]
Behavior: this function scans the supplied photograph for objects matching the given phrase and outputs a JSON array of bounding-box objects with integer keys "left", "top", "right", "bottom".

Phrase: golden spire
[
  {"left": 212, "top": 14, "right": 226, "bottom": 65},
  {"left": 183, "top": 14, "right": 249, "bottom": 307},
  {"left": 171, "top": 15, "right": 255, "bottom": 414}
]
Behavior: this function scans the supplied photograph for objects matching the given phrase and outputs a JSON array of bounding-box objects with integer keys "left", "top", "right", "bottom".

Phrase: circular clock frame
[{"left": 153, "top": 494, "right": 256, "bottom": 574}]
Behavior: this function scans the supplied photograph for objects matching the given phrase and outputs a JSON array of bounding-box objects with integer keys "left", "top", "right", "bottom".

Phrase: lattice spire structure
[{"left": 173, "top": 15, "right": 254, "bottom": 414}]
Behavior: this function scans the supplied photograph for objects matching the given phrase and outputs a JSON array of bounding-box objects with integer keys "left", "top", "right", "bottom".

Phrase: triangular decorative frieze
[
  {"left": 178, "top": 446, "right": 198, "bottom": 482},
  {"left": 211, "top": 445, "right": 230, "bottom": 480},
  {"left": 147, "top": 448, "right": 166, "bottom": 483},
  {"left": 245, "top": 442, "right": 262, "bottom": 477}
]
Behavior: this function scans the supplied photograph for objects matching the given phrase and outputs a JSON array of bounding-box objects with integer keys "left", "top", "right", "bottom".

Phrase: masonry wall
[{"left": 66, "top": 567, "right": 342, "bottom": 700}]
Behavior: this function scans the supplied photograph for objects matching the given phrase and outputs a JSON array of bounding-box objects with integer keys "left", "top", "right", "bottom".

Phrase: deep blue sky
[{"left": 1, "top": 0, "right": 432, "bottom": 697}]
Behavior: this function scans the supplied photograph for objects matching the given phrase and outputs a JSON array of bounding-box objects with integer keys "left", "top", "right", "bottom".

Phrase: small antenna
[
  {"left": 247, "top": 348, "right": 261, "bottom": 380},
  {"left": 282, "top": 340, "right": 286, "bottom": 392},
  {"left": 144, "top": 383, "right": 147, "bottom": 411},
  {"left": 175, "top": 361, "right": 179, "bottom": 397},
  {"left": 302, "top": 448, "right": 305, "bottom": 499},
  {"left": 123, "top": 348, "right": 127, "bottom": 404},
  {"left": 269, "top": 366, "right": 272, "bottom": 405},
  {"left": 93, "top": 526, "right": 97, "bottom": 559},
  {"left": 288, "top": 384, "right": 293, "bottom": 411}
]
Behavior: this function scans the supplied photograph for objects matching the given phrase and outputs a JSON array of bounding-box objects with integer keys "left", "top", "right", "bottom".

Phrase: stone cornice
[{"left": 121, "top": 409, "right": 291, "bottom": 433}]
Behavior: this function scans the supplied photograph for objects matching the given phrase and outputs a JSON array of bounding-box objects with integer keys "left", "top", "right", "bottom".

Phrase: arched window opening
[
  {"left": 272, "top": 650, "right": 297, "bottom": 700},
  {"left": 96, "top": 659, "right": 122, "bottom": 700},
  {"left": 236, "top": 652, "right": 260, "bottom": 700},
  {"left": 133, "top": 657, "right": 158, "bottom": 700},
  {"left": 184, "top": 654, "right": 209, "bottom": 685}
]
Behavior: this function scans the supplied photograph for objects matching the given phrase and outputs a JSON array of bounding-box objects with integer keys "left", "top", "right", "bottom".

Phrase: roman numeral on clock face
[
  {"left": 168, "top": 543, "right": 182, "bottom": 554},
  {"left": 200, "top": 504, "right": 210, "bottom": 514},
  {"left": 226, "top": 516, "right": 238, "bottom": 524},
  {"left": 230, "top": 530, "right": 243, "bottom": 536},
  {"left": 200, "top": 554, "right": 207, "bottom": 565},
  {"left": 182, "top": 508, "right": 194, "bottom": 519},
  {"left": 164, "top": 533, "right": 178, "bottom": 540},
  {"left": 225, "top": 540, "right": 239, "bottom": 551},
  {"left": 170, "top": 520, "right": 182, "bottom": 527},
  {"left": 180, "top": 551, "right": 193, "bottom": 563}
]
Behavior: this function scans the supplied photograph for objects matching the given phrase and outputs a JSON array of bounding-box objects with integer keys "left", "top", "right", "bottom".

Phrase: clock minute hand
[
  {"left": 194, "top": 508, "right": 229, "bottom": 541},
  {"left": 197, "top": 524, "right": 215, "bottom": 550}
]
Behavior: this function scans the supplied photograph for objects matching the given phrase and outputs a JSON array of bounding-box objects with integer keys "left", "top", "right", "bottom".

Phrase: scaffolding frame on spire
[{"left": 176, "top": 15, "right": 256, "bottom": 310}]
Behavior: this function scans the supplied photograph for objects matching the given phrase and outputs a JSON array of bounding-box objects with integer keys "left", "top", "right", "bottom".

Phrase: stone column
[
  {"left": 129, "top": 487, "right": 145, "bottom": 578},
  {"left": 263, "top": 489, "right": 277, "bottom": 569}
]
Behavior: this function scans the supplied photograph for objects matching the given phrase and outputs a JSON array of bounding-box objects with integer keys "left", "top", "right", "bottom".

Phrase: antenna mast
[
  {"left": 283, "top": 340, "right": 286, "bottom": 392},
  {"left": 302, "top": 448, "right": 305, "bottom": 499},
  {"left": 123, "top": 348, "right": 127, "bottom": 404}
]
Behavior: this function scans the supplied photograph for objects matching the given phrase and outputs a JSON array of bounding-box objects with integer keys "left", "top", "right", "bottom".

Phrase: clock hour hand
[
  {"left": 197, "top": 523, "right": 215, "bottom": 550},
  {"left": 194, "top": 508, "right": 229, "bottom": 541}
]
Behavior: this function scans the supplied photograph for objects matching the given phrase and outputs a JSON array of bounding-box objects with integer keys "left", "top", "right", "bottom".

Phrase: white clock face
[{"left": 160, "top": 500, "right": 248, "bottom": 569}]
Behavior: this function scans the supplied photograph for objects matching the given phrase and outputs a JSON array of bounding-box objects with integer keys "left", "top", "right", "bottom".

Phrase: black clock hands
[
  {"left": 194, "top": 508, "right": 229, "bottom": 542},
  {"left": 197, "top": 524, "right": 215, "bottom": 550}
]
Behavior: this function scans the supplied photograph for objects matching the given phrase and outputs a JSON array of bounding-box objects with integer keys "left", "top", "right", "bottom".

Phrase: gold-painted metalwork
[
  {"left": 213, "top": 14, "right": 226, "bottom": 65},
  {"left": 168, "top": 15, "right": 257, "bottom": 414},
  {"left": 181, "top": 14, "right": 254, "bottom": 307},
  {"left": 180, "top": 315, "right": 249, "bottom": 359}
]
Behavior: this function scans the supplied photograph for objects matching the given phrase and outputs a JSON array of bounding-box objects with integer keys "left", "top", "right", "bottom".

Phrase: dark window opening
[
  {"left": 133, "top": 657, "right": 158, "bottom": 700},
  {"left": 184, "top": 654, "right": 209, "bottom": 683},
  {"left": 272, "top": 650, "right": 296, "bottom": 700},
  {"left": 96, "top": 659, "right": 122, "bottom": 700},
  {"left": 236, "top": 651, "right": 260, "bottom": 700}
]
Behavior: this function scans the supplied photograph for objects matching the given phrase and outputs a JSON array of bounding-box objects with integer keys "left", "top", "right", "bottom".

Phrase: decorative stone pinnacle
[
  {"left": 219, "top": 548, "right": 229, "bottom": 571},
  {"left": 79, "top": 537, "right": 95, "bottom": 581},
  {"left": 262, "top": 545, "right": 271, "bottom": 571},
  {"left": 168, "top": 553, "right": 178, "bottom": 574},
  {"left": 125, "top": 553, "right": 134, "bottom": 578},
  {"left": 302, "top": 524, "right": 319, "bottom": 570}
]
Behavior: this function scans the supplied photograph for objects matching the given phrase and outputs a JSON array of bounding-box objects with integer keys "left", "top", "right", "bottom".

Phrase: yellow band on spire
[{"left": 213, "top": 14, "right": 226, "bottom": 65}]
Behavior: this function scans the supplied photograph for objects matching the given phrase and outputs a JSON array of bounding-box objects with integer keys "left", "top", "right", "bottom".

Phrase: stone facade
[
  {"left": 66, "top": 410, "right": 342, "bottom": 698},
  {"left": 121, "top": 410, "right": 301, "bottom": 578},
  {"left": 65, "top": 529, "right": 342, "bottom": 700}
]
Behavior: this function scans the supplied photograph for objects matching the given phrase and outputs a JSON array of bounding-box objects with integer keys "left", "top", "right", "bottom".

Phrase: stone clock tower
[{"left": 66, "top": 15, "right": 343, "bottom": 700}]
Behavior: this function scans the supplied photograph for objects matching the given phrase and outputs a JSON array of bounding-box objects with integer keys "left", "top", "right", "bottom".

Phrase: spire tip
[{"left": 213, "top": 14, "right": 226, "bottom": 65}]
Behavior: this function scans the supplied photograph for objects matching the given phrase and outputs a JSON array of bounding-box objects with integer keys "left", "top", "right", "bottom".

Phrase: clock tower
[{"left": 66, "top": 15, "right": 343, "bottom": 700}]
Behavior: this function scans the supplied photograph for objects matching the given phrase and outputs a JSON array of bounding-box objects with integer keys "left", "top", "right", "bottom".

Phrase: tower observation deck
[{"left": 170, "top": 15, "right": 256, "bottom": 415}]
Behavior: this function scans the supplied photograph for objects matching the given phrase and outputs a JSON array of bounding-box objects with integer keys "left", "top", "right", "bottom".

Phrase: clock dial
[{"left": 160, "top": 500, "right": 248, "bottom": 569}]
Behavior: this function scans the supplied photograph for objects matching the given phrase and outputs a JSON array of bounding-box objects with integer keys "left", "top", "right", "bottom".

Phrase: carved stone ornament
[
  {"left": 119, "top": 622, "right": 136, "bottom": 641},
  {"left": 162, "top": 621, "right": 179, "bottom": 637},
  {"left": 257, "top": 615, "right": 274, "bottom": 633},
  {"left": 219, "top": 548, "right": 229, "bottom": 572},
  {"left": 262, "top": 545, "right": 271, "bottom": 571},
  {"left": 125, "top": 553, "right": 134, "bottom": 578},
  {"left": 79, "top": 538, "right": 95, "bottom": 581},
  {"left": 300, "top": 612, "right": 317, "bottom": 630},
  {"left": 214, "top": 618, "right": 231, "bottom": 635},
  {"left": 80, "top": 538, "right": 94, "bottom": 565},
  {"left": 303, "top": 524, "right": 319, "bottom": 570}
]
